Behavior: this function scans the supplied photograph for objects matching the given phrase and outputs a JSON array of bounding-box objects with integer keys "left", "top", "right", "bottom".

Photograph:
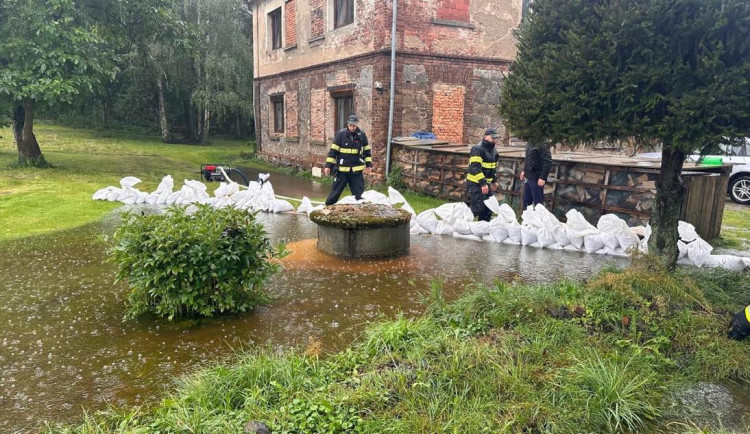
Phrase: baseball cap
[
  {"left": 484, "top": 127, "right": 499, "bottom": 138},
  {"left": 347, "top": 115, "right": 359, "bottom": 125}
]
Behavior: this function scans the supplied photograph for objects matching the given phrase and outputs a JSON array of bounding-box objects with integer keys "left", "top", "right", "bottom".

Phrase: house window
[
  {"left": 269, "top": 8, "right": 282, "bottom": 50},
  {"left": 271, "top": 95, "right": 284, "bottom": 133},
  {"left": 334, "top": 0, "right": 354, "bottom": 29},
  {"left": 333, "top": 92, "right": 354, "bottom": 131}
]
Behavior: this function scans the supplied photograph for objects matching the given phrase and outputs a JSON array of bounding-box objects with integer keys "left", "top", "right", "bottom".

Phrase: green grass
[
  {"left": 712, "top": 207, "right": 750, "bottom": 251},
  {"left": 53, "top": 259, "right": 750, "bottom": 433},
  {"left": 0, "top": 124, "right": 445, "bottom": 242}
]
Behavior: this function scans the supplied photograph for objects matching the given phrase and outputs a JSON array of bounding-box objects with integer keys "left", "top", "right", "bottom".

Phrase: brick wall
[
  {"left": 310, "top": 0, "right": 324, "bottom": 38},
  {"left": 431, "top": 83, "right": 466, "bottom": 144},
  {"left": 285, "top": 0, "right": 296, "bottom": 46},
  {"left": 436, "top": 0, "right": 470, "bottom": 22},
  {"left": 286, "top": 89, "right": 299, "bottom": 137},
  {"left": 310, "top": 88, "right": 326, "bottom": 142}
]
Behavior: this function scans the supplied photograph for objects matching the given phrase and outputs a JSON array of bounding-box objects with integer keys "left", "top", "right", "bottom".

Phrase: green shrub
[
  {"left": 109, "top": 204, "right": 285, "bottom": 320},
  {"left": 385, "top": 164, "right": 405, "bottom": 190}
]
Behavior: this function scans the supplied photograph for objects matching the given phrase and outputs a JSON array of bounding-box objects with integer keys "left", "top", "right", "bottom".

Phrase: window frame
[
  {"left": 332, "top": 91, "right": 354, "bottom": 132},
  {"left": 271, "top": 94, "right": 285, "bottom": 133},
  {"left": 268, "top": 7, "right": 282, "bottom": 50},
  {"left": 333, "top": 0, "right": 354, "bottom": 29}
]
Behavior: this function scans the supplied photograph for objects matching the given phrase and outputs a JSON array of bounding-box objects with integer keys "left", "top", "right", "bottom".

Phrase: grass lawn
[
  {"left": 0, "top": 124, "right": 444, "bottom": 242},
  {"left": 59, "top": 261, "right": 750, "bottom": 433},
  {"left": 712, "top": 204, "right": 750, "bottom": 251}
]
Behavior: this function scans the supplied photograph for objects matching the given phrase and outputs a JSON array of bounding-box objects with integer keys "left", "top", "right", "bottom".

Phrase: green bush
[{"left": 109, "top": 204, "right": 285, "bottom": 320}]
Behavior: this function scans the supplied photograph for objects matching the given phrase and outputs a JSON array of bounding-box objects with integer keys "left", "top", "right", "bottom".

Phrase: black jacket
[
  {"left": 523, "top": 142, "right": 552, "bottom": 181},
  {"left": 467, "top": 139, "right": 499, "bottom": 186},
  {"left": 324, "top": 127, "right": 372, "bottom": 172}
]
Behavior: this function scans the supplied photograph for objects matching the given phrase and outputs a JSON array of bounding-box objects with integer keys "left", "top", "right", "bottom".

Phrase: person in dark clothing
[
  {"left": 323, "top": 114, "right": 373, "bottom": 205},
  {"left": 520, "top": 141, "right": 552, "bottom": 209},
  {"left": 466, "top": 128, "right": 500, "bottom": 221}
]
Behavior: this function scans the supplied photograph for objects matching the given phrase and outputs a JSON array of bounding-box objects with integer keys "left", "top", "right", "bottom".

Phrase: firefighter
[
  {"left": 520, "top": 140, "right": 552, "bottom": 210},
  {"left": 467, "top": 128, "right": 500, "bottom": 221},
  {"left": 323, "top": 114, "right": 373, "bottom": 205}
]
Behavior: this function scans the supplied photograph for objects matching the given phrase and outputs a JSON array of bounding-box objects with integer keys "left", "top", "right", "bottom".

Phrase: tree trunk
[
  {"left": 648, "top": 147, "right": 686, "bottom": 270},
  {"left": 201, "top": 107, "right": 210, "bottom": 144},
  {"left": 156, "top": 70, "right": 172, "bottom": 143},
  {"left": 12, "top": 105, "right": 24, "bottom": 147},
  {"left": 16, "top": 99, "right": 45, "bottom": 166},
  {"left": 235, "top": 112, "right": 241, "bottom": 138},
  {"left": 185, "top": 100, "right": 197, "bottom": 143}
]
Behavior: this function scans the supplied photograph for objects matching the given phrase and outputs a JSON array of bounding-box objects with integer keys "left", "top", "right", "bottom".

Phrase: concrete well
[{"left": 309, "top": 204, "right": 411, "bottom": 258}]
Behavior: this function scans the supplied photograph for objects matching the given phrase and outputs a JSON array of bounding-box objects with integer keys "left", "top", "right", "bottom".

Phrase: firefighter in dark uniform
[
  {"left": 323, "top": 114, "right": 373, "bottom": 205},
  {"left": 467, "top": 128, "right": 500, "bottom": 221},
  {"left": 520, "top": 140, "right": 553, "bottom": 210}
]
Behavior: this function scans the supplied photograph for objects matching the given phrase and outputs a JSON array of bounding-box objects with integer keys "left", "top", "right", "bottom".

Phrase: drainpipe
[{"left": 385, "top": 0, "right": 398, "bottom": 176}]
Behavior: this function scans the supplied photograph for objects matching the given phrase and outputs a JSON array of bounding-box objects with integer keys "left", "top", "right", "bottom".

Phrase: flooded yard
[{"left": 1, "top": 209, "right": 630, "bottom": 431}]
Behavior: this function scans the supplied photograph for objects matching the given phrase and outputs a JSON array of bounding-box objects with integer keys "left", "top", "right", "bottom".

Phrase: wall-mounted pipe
[{"left": 384, "top": 0, "right": 398, "bottom": 176}]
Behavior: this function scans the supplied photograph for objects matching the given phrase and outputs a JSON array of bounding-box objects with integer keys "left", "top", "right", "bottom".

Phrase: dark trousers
[
  {"left": 468, "top": 184, "right": 492, "bottom": 222},
  {"left": 523, "top": 179, "right": 545, "bottom": 210},
  {"left": 325, "top": 171, "right": 365, "bottom": 205}
]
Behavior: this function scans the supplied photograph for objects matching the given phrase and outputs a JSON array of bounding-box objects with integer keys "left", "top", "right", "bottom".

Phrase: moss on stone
[{"left": 309, "top": 204, "right": 411, "bottom": 229}]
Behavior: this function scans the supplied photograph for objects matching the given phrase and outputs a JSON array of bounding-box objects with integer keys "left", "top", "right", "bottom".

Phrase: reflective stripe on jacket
[
  {"left": 325, "top": 127, "right": 372, "bottom": 172},
  {"left": 467, "top": 140, "right": 499, "bottom": 186}
]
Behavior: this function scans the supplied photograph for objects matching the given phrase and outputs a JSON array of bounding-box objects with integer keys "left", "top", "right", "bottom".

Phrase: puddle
[{"left": 0, "top": 210, "right": 625, "bottom": 432}]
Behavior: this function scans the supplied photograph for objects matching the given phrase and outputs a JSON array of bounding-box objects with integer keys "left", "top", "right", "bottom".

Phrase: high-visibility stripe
[
  {"left": 339, "top": 148, "right": 360, "bottom": 154},
  {"left": 481, "top": 162, "right": 498, "bottom": 169},
  {"left": 326, "top": 157, "right": 336, "bottom": 164},
  {"left": 330, "top": 144, "right": 340, "bottom": 151},
  {"left": 486, "top": 178, "right": 494, "bottom": 182},
  {"left": 745, "top": 306, "right": 750, "bottom": 323},
  {"left": 363, "top": 145, "right": 371, "bottom": 151},
  {"left": 365, "top": 157, "right": 372, "bottom": 162},
  {"left": 469, "top": 156, "right": 483, "bottom": 164},
  {"left": 338, "top": 165, "right": 366, "bottom": 172},
  {"left": 467, "top": 172, "right": 485, "bottom": 183}
]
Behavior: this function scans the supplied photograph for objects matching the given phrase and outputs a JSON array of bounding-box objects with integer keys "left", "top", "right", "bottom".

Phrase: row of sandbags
[
  {"left": 403, "top": 195, "right": 750, "bottom": 272},
  {"left": 92, "top": 175, "right": 297, "bottom": 213}
]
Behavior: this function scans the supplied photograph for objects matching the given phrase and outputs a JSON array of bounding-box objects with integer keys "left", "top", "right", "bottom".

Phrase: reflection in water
[
  {"left": 0, "top": 211, "right": 626, "bottom": 432},
  {"left": 234, "top": 166, "right": 328, "bottom": 199}
]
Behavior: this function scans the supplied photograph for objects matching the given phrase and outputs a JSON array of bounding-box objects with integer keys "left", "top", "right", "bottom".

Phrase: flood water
[
  {"left": 234, "top": 165, "right": 329, "bottom": 199},
  {"left": 1, "top": 209, "right": 629, "bottom": 432}
]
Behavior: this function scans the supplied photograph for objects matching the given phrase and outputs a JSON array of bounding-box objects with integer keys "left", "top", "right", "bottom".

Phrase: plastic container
[{"left": 700, "top": 156, "right": 723, "bottom": 165}]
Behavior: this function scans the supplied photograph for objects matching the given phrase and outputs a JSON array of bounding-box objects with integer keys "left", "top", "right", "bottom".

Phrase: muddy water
[
  {"left": 234, "top": 165, "right": 329, "bottom": 199},
  {"left": 0, "top": 210, "right": 626, "bottom": 432}
]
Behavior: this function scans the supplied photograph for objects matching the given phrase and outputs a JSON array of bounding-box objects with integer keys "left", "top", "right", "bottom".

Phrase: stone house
[{"left": 249, "top": 0, "right": 528, "bottom": 180}]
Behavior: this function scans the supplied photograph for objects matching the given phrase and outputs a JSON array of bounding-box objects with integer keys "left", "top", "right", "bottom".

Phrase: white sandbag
[
  {"left": 677, "top": 240, "right": 688, "bottom": 259},
  {"left": 297, "top": 197, "right": 314, "bottom": 214},
  {"left": 566, "top": 227, "right": 584, "bottom": 250},
  {"left": 410, "top": 223, "right": 430, "bottom": 235},
  {"left": 507, "top": 224, "right": 522, "bottom": 243},
  {"left": 484, "top": 196, "right": 501, "bottom": 215},
  {"left": 93, "top": 186, "right": 119, "bottom": 200},
  {"left": 502, "top": 237, "right": 521, "bottom": 245},
  {"left": 469, "top": 221, "right": 491, "bottom": 236},
  {"left": 686, "top": 238, "right": 714, "bottom": 267},
  {"left": 640, "top": 224, "right": 652, "bottom": 253},
  {"left": 451, "top": 203, "right": 475, "bottom": 224},
  {"left": 416, "top": 209, "right": 439, "bottom": 233},
  {"left": 520, "top": 226, "right": 538, "bottom": 246},
  {"left": 699, "top": 255, "right": 746, "bottom": 272},
  {"left": 166, "top": 190, "right": 181, "bottom": 205},
  {"left": 594, "top": 247, "right": 610, "bottom": 255},
  {"left": 214, "top": 182, "right": 231, "bottom": 198},
  {"left": 528, "top": 242, "right": 542, "bottom": 248},
  {"left": 119, "top": 176, "right": 141, "bottom": 188},
  {"left": 536, "top": 228, "right": 556, "bottom": 248},
  {"left": 743, "top": 258, "right": 750, "bottom": 270},
  {"left": 488, "top": 219, "right": 508, "bottom": 242},
  {"left": 135, "top": 191, "right": 148, "bottom": 204},
  {"left": 566, "top": 209, "right": 599, "bottom": 237},
  {"left": 482, "top": 234, "right": 495, "bottom": 242},
  {"left": 597, "top": 214, "right": 640, "bottom": 251},
  {"left": 337, "top": 195, "right": 360, "bottom": 205},
  {"left": 678, "top": 221, "right": 699, "bottom": 243},
  {"left": 583, "top": 234, "right": 605, "bottom": 254},
  {"left": 599, "top": 232, "right": 620, "bottom": 250},
  {"left": 553, "top": 225, "right": 571, "bottom": 247},
  {"left": 453, "top": 219, "right": 472, "bottom": 235},
  {"left": 452, "top": 232, "right": 482, "bottom": 241},
  {"left": 272, "top": 199, "right": 295, "bottom": 213},
  {"left": 497, "top": 204, "right": 518, "bottom": 225},
  {"left": 362, "top": 190, "right": 389, "bottom": 205},
  {"left": 563, "top": 244, "right": 583, "bottom": 252},
  {"left": 434, "top": 203, "right": 458, "bottom": 222},
  {"left": 608, "top": 247, "right": 629, "bottom": 258},
  {"left": 388, "top": 187, "right": 417, "bottom": 216},
  {"left": 434, "top": 221, "right": 455, "bottom": 235},
  {"left": 547, "top": 243, "right": 564, "bottom": 250}
]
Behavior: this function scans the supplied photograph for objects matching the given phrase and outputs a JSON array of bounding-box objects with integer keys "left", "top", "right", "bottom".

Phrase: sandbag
[
  {"left": 482, "top": 234, "right": 495, "bottom": 242},
  {"left": 507, "top": 224, "right": 522, "bottom": 244},
  {"left": 566, "top": 227, "right": 584, "bottom": 250},
  {"left": 686, "top": 238, "right": 714, "bottom": 267},
  {"left": 583, "top": 234, "right": 605, "bottom": 254},
  {"left": 497, "top": 204, "right": 518, "bottom": 225},
  {"left": 699, "top": 255, "right": 746, "bottom": 272},
  {"left": 536, "top": 228, "right": 556, "bottom": 248},
  {"left": 520, "top": 226, "right": 538, "bottom": 246},
  {"left": 678, "top": 221, "right": 699, "bottom": 243},
  {"left": 677, "top": 240, "right": 688, "bottom": 259},
  {"left": 416, "top": 210, "right": 439, "bottom": 233},
  {"left": 119, "top": 176, "right": 141, "bottom": 188},
  {"left": 337, "top": 195, "right": 360, "bottom": 205},
  {"left": 93, "top": 186, "right": 119, "bottom": 200},
  {"left": 484, "top": 196, "right": 501, "bottom": 215},
  {"left": 450, "top": 203, "right": 475, "bottom": 224},
  {"left": 469, "top": 221, "right": 490, "bottom": 236},
  {"left": 597, "top": 214, "right": 639, "bottom": 251},
  {"left": 566, "top": 209, "right": 599, "bottom": 237},
  {"left": 599, "top": 232, "right": 620, "bottom": 250},
  {"left": 488, "top": 219, "right": 508, "bottom": 242},
  {"left": 362, "top": 190, "right": 389, "bottom": 205},
  {"left": 453, "top": 219, "right": 472, "bottom": 235},
  {"left": 553, "top": 226, "right": 571, "bottom": 247},
  {"left": 434, "top": 221, "right": 455, "bottom": 235},
  {"left": 272, "top": 199, "right": 295, "bottom": 213}
]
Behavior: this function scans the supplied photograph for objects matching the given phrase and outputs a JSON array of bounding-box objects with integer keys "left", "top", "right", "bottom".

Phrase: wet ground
[
  {"left": 0, "top": 207, "right": 631, "bottom": 432},
  {"left": 234, "top": 165, "right": 329, "bottom": 199}
]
